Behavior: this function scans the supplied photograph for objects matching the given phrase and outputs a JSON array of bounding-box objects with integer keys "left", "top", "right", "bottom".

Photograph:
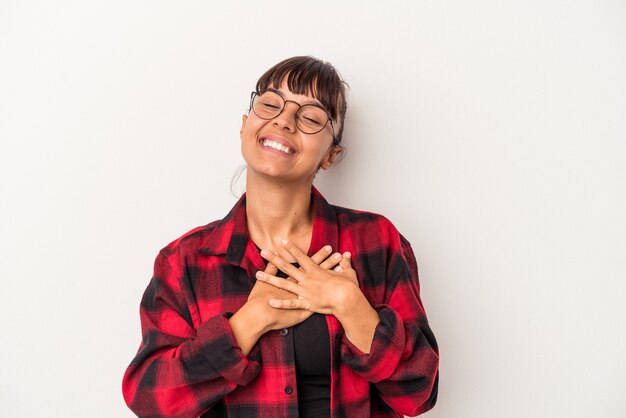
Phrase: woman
[{"left": 122, "top": 56, "right": 439, "bottom": 418}]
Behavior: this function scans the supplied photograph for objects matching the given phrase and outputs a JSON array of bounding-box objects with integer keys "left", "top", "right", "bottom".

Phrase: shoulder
[
  {"left": 158, "top": 219, "right": 222, "bottom": 259},
  {"left": 331, "top": 204, "right": 410, "bottom": 251}
]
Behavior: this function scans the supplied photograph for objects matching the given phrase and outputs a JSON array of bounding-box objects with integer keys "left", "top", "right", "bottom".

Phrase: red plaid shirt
[{"left": 122, "top": 187, "right": 439, "bottom": 417}]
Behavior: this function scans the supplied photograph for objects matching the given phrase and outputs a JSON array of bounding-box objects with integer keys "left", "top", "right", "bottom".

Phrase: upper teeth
[{"left": 262, "top": 139, "right": 292, "bottom": 155}]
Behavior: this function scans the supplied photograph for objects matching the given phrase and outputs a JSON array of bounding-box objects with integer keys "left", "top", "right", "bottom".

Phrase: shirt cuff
[
  {"left": 340, "top": 305, "right": 405, "bottom": 382},
  {"left": 194, "top": 313, "right": 261, "bottom": 386}
]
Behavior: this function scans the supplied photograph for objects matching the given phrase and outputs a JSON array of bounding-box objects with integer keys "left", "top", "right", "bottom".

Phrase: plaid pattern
[{"left": 123, "top": 187, "right": 438, "bottom": 417}]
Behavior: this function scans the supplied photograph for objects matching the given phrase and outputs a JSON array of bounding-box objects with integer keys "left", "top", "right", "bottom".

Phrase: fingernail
[
  {"left": 260, "top": 249, "right": 269, "bottom": 257},
  {"left": 281, "top": 239, "right": 289, "bottom": 245},
  {"left": 269, "top": 300, "right": 279, "bottom": 307},
  {"left": 335, "top": 266, "right": 343, "bottom": 272},
  {"left": 255, "top": 271, "right": 264, "bottom": 279},
  {"left": 333, "top": 253, "right": 341, "bottom": 260},
  {"left": 344, "top": 252, "right": 351, "bottom": 259},
  {"left": 324, "top": 245, "right": 332, "bottom": 252}
]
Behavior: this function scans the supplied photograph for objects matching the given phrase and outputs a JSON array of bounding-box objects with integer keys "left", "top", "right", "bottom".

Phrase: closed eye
[
  {"left": 302, "top": 116, "right": 323, "bottom": 126},
  {"left": 262, "top": 102, "right": 281, "bottom": 109}
]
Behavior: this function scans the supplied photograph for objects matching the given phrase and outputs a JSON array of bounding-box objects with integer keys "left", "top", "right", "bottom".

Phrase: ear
[
  {"left": 320, "top": 146, "right": 343, "bottom": 170},
  {"left": 240, "top": 114, "right": 248, "bottom": 139}
]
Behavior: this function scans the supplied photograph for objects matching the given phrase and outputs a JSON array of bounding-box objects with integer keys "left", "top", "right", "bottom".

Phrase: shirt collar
[{"left": 197, "top": 186, "right": 338, "bottom": 273}]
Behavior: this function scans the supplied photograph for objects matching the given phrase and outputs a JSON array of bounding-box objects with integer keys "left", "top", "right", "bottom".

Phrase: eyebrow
[{"left": 267, "top": 87, "right": 326, "bottom": 109}]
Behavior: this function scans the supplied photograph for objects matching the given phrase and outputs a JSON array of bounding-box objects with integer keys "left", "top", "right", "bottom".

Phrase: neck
[{"left": 244, "top": 172, "right": 315, "bottom": 255}]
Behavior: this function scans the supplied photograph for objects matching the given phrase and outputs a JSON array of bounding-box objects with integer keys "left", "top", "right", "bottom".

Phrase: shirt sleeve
[
  {"left": 122, "top": 245, "right": 260, "bottom": 418},
  {"left": 340, "top": 232, "right": 439, "bottom": 417}
]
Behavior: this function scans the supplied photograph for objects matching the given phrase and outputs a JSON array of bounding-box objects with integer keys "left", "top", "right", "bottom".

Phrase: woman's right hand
[{"left": 229, "top": 245, "right": 342, "bottom": 354}]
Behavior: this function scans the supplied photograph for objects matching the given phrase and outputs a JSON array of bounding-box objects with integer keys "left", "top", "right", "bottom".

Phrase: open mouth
[{"left": 261, "top": 139, "right": 294, "bottom": 155}]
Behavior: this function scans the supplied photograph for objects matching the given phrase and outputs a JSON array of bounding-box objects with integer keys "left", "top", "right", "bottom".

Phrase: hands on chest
[
  {"left": 246, "top": 242, "right": 346, "bottom": 330},
  {"left": 229, "top": 240, "right": 379, "bottom": 355},
  {"left": 255, "top": 239, "right": 359, "bottom": 316}
]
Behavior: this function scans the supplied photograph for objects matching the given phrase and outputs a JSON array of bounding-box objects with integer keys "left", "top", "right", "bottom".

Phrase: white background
[{"left": 1, "top": 1, "right": 625, "bottom": 417}]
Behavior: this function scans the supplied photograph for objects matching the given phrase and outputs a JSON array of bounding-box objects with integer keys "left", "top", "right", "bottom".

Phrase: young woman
[{"left": 122, "top": 56, "right": 439, "bottom": 418}]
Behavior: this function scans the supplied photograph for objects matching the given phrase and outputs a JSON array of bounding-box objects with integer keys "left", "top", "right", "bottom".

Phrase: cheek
[
  {"left": 241, "top": 116, "right": 269, "bottom": 139},
  {"left": 310, "top": 137, "right": 334, "bottom": 161},
  {"left": 239, "top": 125, "right": 254, "bottom": 159},
  {"left": 240, "top": 122, "right": 257, "bottom": 145}
]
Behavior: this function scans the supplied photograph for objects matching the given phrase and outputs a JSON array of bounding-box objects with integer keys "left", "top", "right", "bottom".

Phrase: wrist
[
  {"left": 332, "top": 284, "right": 366, "bottom": 319},
  {"left": 231, "top": 301, "right": 267, "bottom": 341},
  {"left": 333, "top": 290, "right": 380, "bottom": 354}
]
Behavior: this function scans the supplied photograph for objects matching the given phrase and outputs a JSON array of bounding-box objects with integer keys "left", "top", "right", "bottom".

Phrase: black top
[{"left": 275, "top": 266, "right": 331, "bottom": 417}]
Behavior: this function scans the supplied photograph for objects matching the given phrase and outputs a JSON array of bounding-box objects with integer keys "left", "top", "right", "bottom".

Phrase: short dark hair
[{"left": 255, "top": 56, "right": 348, "bottom": 146}]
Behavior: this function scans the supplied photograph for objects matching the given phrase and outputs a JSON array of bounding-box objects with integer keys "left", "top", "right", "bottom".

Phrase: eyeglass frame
[{"left": 249, "top": 89, "right": 336, "bottom": 141}]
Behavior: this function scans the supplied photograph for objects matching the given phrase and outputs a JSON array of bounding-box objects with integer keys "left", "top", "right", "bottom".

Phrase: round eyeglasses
[{"left": 249, "top": 90, "right": 336, "bottom": 138}]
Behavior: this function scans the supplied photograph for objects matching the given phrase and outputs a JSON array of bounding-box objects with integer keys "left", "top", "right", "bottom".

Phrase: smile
[{"left": 261, "top": 139, "right": 294, "bottom": 155}]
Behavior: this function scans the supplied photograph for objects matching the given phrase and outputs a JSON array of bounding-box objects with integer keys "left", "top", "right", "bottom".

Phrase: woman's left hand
[{"left": 256, "top": 240, "right": 360, "bottom": 315}]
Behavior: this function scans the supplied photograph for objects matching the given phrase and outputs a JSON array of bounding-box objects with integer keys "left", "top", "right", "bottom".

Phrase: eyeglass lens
[{"left": 252, "top": 91, "right": 329, "bottom": 134}]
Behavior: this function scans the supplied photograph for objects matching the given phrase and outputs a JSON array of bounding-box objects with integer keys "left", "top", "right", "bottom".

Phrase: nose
[{"left": 272, "top": 101, "right": 299, "bottom": 132}]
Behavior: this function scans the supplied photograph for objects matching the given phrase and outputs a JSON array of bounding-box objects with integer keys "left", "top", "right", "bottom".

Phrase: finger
[
  {"left": 264, "top": 262, "right": 278, "bottom": 275},
  {"left": 281, "top": 239, "right": 317, "bottom": 271},
  {"left": 255, "top": 271, "right": 300, "bottom": 293},
  {"left": 339, "top": 251, "right": 353, "bottom": 271},
  {"left": 310, "top": 245, "right": 333, "bottom": 265},
  {"left": 265, "top": 252, "right": 299, "bottom": 282},
  {"left": 268, "top": 298, "right": 308, "bottom": 310},
  {"left": 319, "top": 252, "right": 342, "bottom": 270},
  {"left": 269, "top": 298, "right": 333, "bottom": 315},
  {"left": 260, "top": 249, "right": 301, "bottom": 278}
]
